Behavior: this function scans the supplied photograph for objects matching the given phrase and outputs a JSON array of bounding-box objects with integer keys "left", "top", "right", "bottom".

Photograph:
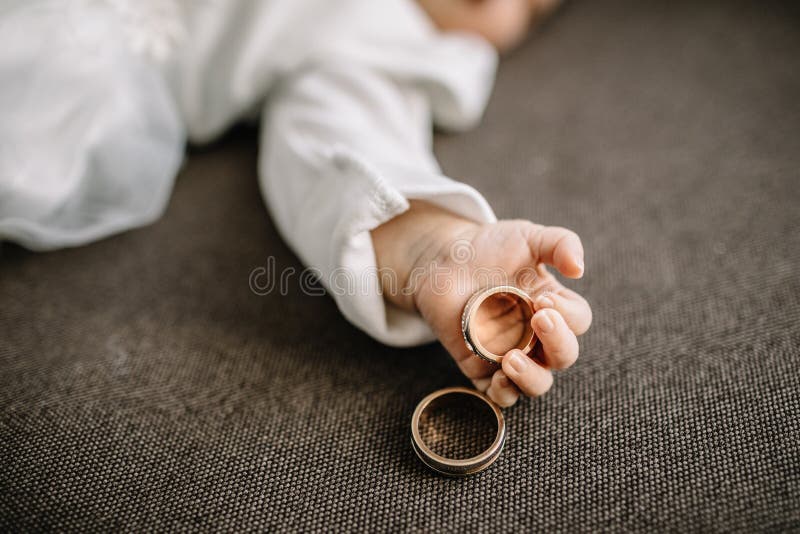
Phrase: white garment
[{"left": 0, "top": 0, "right": 498, "bottom": 346}]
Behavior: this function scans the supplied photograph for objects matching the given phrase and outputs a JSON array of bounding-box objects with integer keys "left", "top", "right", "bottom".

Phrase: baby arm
[
  {"left": 259, "top": 62, "right": 495, "bottom": 346},
  {"left": 259, "top": 63, "right": 590, "bottom": 406}
]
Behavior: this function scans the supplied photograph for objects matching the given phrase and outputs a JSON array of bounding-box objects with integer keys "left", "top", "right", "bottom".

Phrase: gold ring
[
  {"left": 461, "top": 285, "right": 536, "bottom": 364},
  {"left": 410, "top": 387, "right": 506, "bottom": 476}
]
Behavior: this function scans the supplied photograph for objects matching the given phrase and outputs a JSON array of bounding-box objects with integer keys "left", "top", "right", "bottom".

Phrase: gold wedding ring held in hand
[
  {"left": 411, "top": 387, "right": 506, "bottom": 476},
  {"left": 461, "top": 285, "right": 536, "bottom": 364}
]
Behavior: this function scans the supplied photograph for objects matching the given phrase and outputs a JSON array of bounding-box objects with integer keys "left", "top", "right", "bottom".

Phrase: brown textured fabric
[{"left": 2, "top": 0, "right": 799, "bottom": 531}]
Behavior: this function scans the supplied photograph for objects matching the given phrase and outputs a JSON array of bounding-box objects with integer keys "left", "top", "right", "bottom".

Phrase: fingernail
[
  {"left": 507, "top": 350, "right": 527, "bottom": 374},
  {"left": 535, "top": 295, "right": 554, "bottom": 309},
  {"left": 576, "top": 258, "right": 585, "bottom": 276},
  {"left": 534, "top": 311, "right": 555, "bottom": 333},
  {"left": 496, "top": 371, "right": 511, "bottom": 388}
]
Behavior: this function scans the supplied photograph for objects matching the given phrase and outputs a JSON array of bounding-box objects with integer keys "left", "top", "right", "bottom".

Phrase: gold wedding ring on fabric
[
  {"left": 461, "top": 285, "right": 536, "bottom": 363},
  {"left": 411, "top": 387, "right": 506, "bottom": 476}
]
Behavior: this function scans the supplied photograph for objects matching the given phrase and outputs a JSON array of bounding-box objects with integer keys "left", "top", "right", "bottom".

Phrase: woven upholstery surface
[{"left": 1, "top": 0, "right": 799, "bottom": 530}]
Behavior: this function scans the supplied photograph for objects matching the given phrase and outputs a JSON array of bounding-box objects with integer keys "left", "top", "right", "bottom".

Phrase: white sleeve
[{"left": 259, "top": 63, "right": 497, "bottom": 347}]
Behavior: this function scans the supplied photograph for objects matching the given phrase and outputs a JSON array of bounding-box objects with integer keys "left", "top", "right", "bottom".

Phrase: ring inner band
[
  {"left": 462, "top": 286, "right": 536, "bottom": 363},
  {"left": 411, "top": 387, "right": 506, "bottom": 476}
]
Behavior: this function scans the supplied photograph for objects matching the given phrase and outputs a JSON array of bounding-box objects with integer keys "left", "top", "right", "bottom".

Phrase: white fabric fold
[
  {"left": 0, "top": 0, "right": 498, "bottom": 345},
  {"left": 0, "top": 1, "right": 184, "bottom": 250},
  {"left": 260, "top": 64, "right": 496, "bottom": 346}
]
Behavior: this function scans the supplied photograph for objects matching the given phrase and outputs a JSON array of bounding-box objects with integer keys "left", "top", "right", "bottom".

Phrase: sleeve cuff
[{"left": 321, "top": 146, "right": 495, "bottom": 347}]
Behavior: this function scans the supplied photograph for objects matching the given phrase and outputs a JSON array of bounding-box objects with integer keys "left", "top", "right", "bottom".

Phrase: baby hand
[{"left": 372, "top": 201, "right": 591, "bottom": 407}]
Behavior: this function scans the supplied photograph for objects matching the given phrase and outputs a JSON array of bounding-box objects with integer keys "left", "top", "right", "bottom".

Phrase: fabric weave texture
[{"left": 1, "top": 0, "right": 798, "bottom": 530}]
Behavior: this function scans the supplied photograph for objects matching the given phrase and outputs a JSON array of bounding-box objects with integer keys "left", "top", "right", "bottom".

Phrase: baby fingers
[
  {"left": 501, "top": 349, "right": 554, "bottom": 397},
  {"left": 531, "top": 308, "right": 579, "bottom": 369},
  {"left": 523, "top": 224, "right": 584, "bottom": 279},
  {"left": 533, "top": 288, "right": 592, "bottom": 336},
  {"left": 485, "top": 370, "right": 521, "bottom": 407}
]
